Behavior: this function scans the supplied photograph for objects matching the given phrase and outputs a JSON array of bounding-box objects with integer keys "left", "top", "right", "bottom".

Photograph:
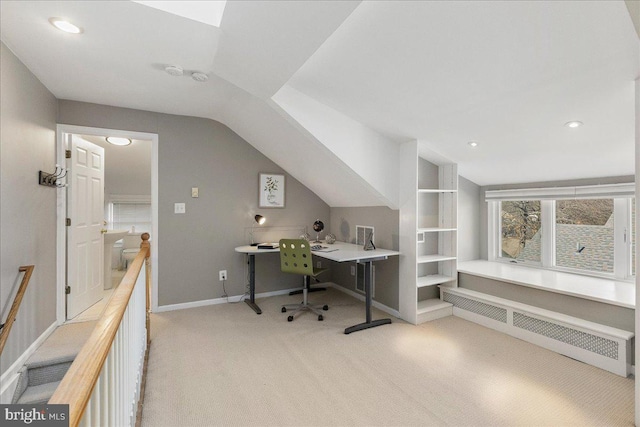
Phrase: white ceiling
[{"left": 1, "top": 1, "right": 638, "bottom": 206}]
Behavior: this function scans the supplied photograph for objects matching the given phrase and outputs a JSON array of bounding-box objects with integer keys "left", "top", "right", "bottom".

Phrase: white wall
[{"left": 458, "top": 175, "right": 481, "bottom": 262}]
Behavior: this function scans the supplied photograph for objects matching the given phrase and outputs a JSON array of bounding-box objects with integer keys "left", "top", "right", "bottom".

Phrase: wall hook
[{"left": 39, "top": 165, "right": 68, "bottom": 188}]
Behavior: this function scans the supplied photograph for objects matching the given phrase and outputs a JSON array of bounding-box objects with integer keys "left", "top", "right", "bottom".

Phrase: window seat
[{"left": 457, "top": 260, "right": 634, "bottom": 309}]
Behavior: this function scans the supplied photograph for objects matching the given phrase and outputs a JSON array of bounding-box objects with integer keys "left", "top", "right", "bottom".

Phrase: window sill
[{"left": 458, "top": 260, "right": 634, "bottom": 309}]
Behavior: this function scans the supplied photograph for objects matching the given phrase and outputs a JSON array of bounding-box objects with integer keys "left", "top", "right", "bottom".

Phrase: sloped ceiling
[{"left": 1, "top": 1, "right": 638, "bottom": 207}]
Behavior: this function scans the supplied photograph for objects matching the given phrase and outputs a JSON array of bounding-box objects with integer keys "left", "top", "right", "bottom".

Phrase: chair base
[
  {"left": 282, "top": 302, "right": 328, "bottom": 321},
  {"left": 282, "top": 276, "right": 328, "bottom": 321}
]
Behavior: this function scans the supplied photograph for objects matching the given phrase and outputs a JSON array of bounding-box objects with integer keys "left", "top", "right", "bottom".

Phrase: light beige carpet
[{"left": 140, "top": 287, "right": 633, "bottom": 426}]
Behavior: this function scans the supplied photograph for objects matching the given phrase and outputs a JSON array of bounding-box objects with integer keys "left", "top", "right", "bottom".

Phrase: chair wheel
[
  {"left": 288, "top": 315, "right": 294, "bottom": 322},
  {"left": 281, "top": 307, "right": 286, "bottom": 313},
  {"left": 323, "top": 305, "right": 329, "bottom": 311},
  {"left": 318, "top": 315, "right": 323, "bottom": 321}
]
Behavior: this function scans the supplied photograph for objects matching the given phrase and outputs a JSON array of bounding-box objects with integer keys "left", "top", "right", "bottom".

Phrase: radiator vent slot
[
  {"left": 513, "top": 312, "right": 618, "bottom": 360},
  {"left": 443, "top": 293, "right": 507, "bottom": 323}
]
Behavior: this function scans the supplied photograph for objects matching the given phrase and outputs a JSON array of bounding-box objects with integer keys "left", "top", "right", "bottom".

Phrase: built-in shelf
[
  {"left": 418, "top": 189, "right": 457, "bottom": 193},
  {"left": 417, "top": 227, "right": 457, "bottom": 233},
  {"left": 417, "top": 298, "right": 453, "bottom": 314},
  {"left": 417, "top": 254, "right": 456, "bottom": 263},
  {"left": 417, "top": 274, "right": 456, "bottom": 288},
  {"left": 399, "top": 143, "right": 458, "bottom": 325}
]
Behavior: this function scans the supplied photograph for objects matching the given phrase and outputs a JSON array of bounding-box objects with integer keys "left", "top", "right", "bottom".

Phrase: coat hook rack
[{"left": 38, "top": 165, "right": 68, "bottom": 188}]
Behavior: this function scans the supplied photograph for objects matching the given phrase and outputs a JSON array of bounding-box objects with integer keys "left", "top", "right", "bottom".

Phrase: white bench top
[{"left": 458, "top": 260, "right": 635, "bottom": 309}]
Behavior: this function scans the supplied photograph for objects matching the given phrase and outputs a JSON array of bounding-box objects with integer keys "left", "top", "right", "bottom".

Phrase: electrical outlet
[
  {"left": 316, "top": 261, "right": 321, "bottom": 268},
  {"left": 174, "top": 203, "right": 186, "bottom": 214},
  {"left": 350, "top": 266, "right": 355, "bottom": 276},
  {"left": 191, "top": 187, "right": 199, "bottom": 198},
  {"left": 219, "top": 270, "right": 227, "bottom": 281}
]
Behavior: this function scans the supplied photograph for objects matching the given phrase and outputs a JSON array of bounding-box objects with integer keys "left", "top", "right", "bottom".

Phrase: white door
[{"left": 67, "top": 136, "right": 105, "bottom": 319}]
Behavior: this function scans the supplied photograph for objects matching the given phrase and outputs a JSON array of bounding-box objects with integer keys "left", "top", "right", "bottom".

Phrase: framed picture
[{"left": 259, "top": 173, "right": 285, "bottom": 208}]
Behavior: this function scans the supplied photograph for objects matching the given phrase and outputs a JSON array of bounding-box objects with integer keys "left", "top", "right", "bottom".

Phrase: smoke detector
[
  {"left": 165, "top": 65, "right": 183, "bottom": 77},
  {"left": 191, "top": 72, "right": 209, "bottom": 82}
]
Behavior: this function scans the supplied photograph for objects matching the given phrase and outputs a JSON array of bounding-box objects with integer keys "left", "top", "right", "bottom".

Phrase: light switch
[
  {"left": 191, "top": 187, "right": 199, "bottom": 198},
  {"left": 174, "top": 203, "right": 186, "bottom": 214}
]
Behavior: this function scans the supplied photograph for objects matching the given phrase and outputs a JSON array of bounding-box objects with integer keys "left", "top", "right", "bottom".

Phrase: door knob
[{"left": 101, "top": 229, "right": 107, "bottom": 234}]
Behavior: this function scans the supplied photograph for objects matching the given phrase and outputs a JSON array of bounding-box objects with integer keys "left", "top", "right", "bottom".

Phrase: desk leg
[
  {"left": 344, "top": 260, "right": 391, "bottom": 334},
  {"left": 244, "top": 254, "right": 262, "bottom": 315}
]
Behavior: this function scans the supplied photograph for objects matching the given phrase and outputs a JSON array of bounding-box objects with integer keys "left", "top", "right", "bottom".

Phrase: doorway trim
[{"left": 56, "top": 124, "right": 159, "bottom": 324}]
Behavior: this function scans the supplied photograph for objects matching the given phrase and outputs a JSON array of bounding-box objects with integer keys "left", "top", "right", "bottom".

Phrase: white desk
[{"left": 235, "top": 241, "right": 400, "bottom": 334}]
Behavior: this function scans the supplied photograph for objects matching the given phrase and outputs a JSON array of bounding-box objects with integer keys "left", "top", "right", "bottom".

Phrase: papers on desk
[
  {"left": 312, "top": 246, "right": 338, "bottom": 253},
  {"left": 257, "top": 243, "right": 279, "bottom": 249}
]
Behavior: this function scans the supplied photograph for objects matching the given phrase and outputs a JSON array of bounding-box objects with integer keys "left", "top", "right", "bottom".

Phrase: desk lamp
[{"left": 250, "top": 215, "right": 266, "bottom": 245}]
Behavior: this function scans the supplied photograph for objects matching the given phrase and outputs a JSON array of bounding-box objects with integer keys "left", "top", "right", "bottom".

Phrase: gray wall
[
  {"left": 57, "top": 101, "right": 330, "bottom": 306},
  {"left": 458, "top": 175, "right": 481, "bottom": 262},
  {"left": 0, "top": 43, "right": 58, "bottom": 373},
  {"left": 329, "top": 206, "right": 399, "bottom": 310}
]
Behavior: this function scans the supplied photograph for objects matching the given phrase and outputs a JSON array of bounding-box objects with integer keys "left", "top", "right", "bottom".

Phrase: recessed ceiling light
[
  {"left": 106, "top": 137, "right": 132, "bottom": 146},
  {"left": 468, "top": 141, "right": 478, "bottom": 147},
  {"left": 165, "top": 65, "right": 184, "bottom": 77},
  {"left": 191, "top": 72, "right": 209, "bottom": 82},
  {"left": 49, "top": 18, "right": 83, "bottom": 34},
  {"left": 565, "top": 121, "right": 583, "bottom": 128}
]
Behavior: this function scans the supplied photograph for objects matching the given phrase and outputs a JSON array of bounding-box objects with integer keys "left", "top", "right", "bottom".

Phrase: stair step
[
  {"left": 16, "top": 381, "right": 61, "bottom": 405},
  {"left": 26, "top": 321, "right": 96, "bottom": 369},
  {"left": 28, "top": 361, "right": 73, "bottom": 387},
  {"left": 12, "top": 321, "right": 97, "bottom": 404}
]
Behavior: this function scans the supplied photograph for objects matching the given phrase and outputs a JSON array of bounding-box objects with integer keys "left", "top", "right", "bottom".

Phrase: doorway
[{"left": 56, "top": 125, "right": 159, "bottom": 324}]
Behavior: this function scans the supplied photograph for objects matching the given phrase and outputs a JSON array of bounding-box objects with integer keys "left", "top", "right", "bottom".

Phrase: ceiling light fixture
[
  {"left": 468, "top": 141, "right": 478, "bottom": 147},
  {"left": 106, "top": 137, "right": 132, "bottom": 146},
  {"left": 49, "top": 18, "right": 83, "bottom": 34},
  {"left": 191, "top": 72, "right": 209, "bottom": 82},
  {"left": 165, "top": 65, "right": 184, "bottom": 77},
  {"left": 565, "top": 121, "right": 583, "bottom": 128}
]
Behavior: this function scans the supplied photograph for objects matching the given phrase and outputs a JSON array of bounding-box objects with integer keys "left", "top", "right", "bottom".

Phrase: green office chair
[{"left": 279, "top": 239, "right": 329, "bottom": 321}]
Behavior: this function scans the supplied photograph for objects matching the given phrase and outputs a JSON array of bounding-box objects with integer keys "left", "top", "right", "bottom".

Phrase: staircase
[{"left": 12, "top": 321, "right": 96, "bottom": 404}]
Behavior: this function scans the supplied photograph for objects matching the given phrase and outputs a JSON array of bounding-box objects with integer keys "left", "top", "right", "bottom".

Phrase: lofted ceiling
[{"left": 1, "top": 1, "right": 638, "bottom": 207}]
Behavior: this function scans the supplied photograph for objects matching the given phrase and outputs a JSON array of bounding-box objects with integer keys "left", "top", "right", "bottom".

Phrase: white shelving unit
[{"left": 399, "top": 141, "right": 458, "bottom": 324}]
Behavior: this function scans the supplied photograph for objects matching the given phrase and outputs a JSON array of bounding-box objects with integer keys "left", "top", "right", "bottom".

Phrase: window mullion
[
  {"left": 613, "top": 198, "right": 628, "bottom": 279},
  {"left": 540, "top": 200, "right": 554, "bottom": 268}
]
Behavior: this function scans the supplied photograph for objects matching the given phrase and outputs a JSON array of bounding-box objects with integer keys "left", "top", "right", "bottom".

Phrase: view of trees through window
[
  {"left": 495, "top": 190, "right": 634, "bottom": 279},
  {"left": 555, "top": 199, "right": 614, "bottom": 273},
  {"left": 501, "top": 201, "right": 541, "bottom": 262}
]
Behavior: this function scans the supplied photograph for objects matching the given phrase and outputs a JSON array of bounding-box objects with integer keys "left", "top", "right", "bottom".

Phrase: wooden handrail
[
  {"left": 0, "top": 265, "right": 35, "bottom": 357},
  {"left": 49, "top": 233, "right": 150, "bottom": 426}
]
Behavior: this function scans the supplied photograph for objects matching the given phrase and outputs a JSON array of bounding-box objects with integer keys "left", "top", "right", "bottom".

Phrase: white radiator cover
[{"left": 441, "top": 287, "right": 633, "bottom": 377}]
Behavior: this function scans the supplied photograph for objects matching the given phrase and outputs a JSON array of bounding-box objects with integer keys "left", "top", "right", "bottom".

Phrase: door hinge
[
  {"left": 65, "top": 286, "right": 71, "bottom": 295},
  {"left": 66, "top": 218, "right": 71, "bottom": 226},
  {"left": 65, "top": 150, "right": 71, "bottom": 159}
]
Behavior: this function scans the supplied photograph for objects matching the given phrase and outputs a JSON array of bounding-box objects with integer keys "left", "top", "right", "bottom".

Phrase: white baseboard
[
  {"left": 153, "top": 287, "right": 301, "bottom": 313},
  {"left": 0, "top": 321, "right": 58, "bottom": 403},
  {"left": 153, "top": 282, "right": 401, "bottom": 320},
  {"left": 329, "top": 283, "right": 401, "bottom": 319}
]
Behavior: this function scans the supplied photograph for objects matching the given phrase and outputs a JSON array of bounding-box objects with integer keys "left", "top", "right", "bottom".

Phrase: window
[
  {"left": 500, "top": 201, "right": 541, "bottom": 263},
  {"left": 555, "top": 199, "right": 614, "bottom": 274},
  {"left": 108, "top": 200, "right": 151, "bottom": 233},
  {"left": 487, "top": 183, "right": 635, "bottom": 281}
]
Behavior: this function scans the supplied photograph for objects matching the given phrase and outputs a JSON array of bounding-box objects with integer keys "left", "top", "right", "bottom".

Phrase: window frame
[{"left": 487, "top": 184, "right": 635, "bottom": 282}]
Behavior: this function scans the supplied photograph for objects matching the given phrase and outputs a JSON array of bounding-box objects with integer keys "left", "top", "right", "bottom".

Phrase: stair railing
[
  {"left": 49, "top": 233, "right": 151, "bottom": 427},
  {"left": 0, "top": 265, "right": 35, "bottom": 357}
]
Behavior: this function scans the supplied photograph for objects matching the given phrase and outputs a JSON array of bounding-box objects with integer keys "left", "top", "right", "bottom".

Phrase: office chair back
[{"left": 279, "top": 239, "right": 323, "bottom": 278}]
